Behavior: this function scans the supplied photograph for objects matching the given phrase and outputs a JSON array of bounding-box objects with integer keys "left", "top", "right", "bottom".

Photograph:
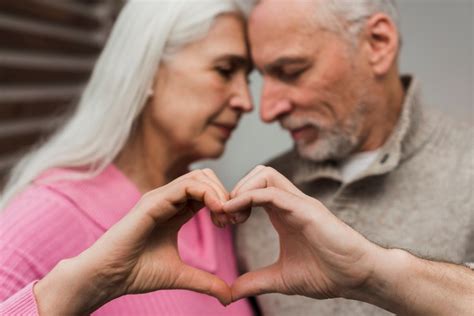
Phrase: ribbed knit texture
[
  {"left": 0, "top": 282, "right": 38, "bottom": 315},
  {"left": 0, "top": 165, "right": 253, "bottom": 315}
]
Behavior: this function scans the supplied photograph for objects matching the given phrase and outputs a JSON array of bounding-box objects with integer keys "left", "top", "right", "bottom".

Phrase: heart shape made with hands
[
  {"left": 212, "top": 165, "right": 370, "bottom": 303},
  {"left": 221, "top": 165, "right": 326, "bottom": 301},
  {"left": 115, "top": 166, "right": 368, "bottom": 306},
  {"left": 167, "top": 165, "right": 333, "bottom": 304},
  {"left": 144, "top": 165, "right": 335, "bottom": 304}
]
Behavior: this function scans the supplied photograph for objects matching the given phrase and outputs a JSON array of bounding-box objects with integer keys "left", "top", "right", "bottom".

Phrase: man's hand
[
  {"left": 224, "top": 165, "right": 381, "bottom": 300},
  {"left": 224, "top": 166, "right": 474, "bottom": 316}
]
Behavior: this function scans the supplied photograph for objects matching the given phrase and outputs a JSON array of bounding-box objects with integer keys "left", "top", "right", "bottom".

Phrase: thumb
[
  {"left": 173, "top": 264, "right": 232, "bottom": 306},
  {"left": 231, "top": 263, "right": 284, "bottom": 301}
]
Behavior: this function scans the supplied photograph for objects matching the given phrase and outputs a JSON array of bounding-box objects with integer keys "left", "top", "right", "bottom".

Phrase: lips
[
  {"left": 212, "top": 123, "right": 236, "bottom": 139},
  {"left": 289, "top": 125, "right": 316, "bottom": 141}
]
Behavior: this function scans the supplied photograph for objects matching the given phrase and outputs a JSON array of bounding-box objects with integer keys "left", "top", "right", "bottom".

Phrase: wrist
[
  {"left": 343, "top": 246, "right": 413, "bottom": 314},
  {"left": 34, "top": 257, "right": 116, "bottom": 315}
]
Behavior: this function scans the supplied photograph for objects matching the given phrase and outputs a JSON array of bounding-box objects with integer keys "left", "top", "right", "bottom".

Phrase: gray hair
[
  {"left": 0, "top": 0, "right": 248, "bottom": 209},
  {"left": 315, "top": 0, "right": 400, "bottom": 44},
  {"left": 247, "top": 0, "right": 400, "bottom": 44}
]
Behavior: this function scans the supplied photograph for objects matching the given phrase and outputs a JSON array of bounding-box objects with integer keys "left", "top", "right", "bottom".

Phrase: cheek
[
  {"left": 309, "top": 60, "right": 362, "bottom": 122},
  {"left": 151, "top": 76, "right": 228, "bottom": 143},
  {"left": 314, "top": 42, "right": 358, "bottom": 95},
  {"left": 180, "top": 74, "right": 227, "bottom": 120},
  {"left": 294, "top": 84, "right": 339, "bottom": 124}
]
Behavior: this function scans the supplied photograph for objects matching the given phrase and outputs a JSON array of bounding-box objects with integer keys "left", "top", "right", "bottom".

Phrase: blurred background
[
  {"left": 0, "top": 0, "right": 472, "bottom": 189},
  {"left": 0, "top": 0, "right": 123, "bottom": 186}
]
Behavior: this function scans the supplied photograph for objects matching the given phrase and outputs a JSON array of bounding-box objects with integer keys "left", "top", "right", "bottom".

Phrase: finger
[
  {"left": 227, "top": 207, "right": 251, "bottom": 225},
  {"left": 142, "top": 178, "right": 223, "bottom": 223},
  {"left": 230, "top": 165, "right": 266, "bottom": 198},
  {"left": 227, "top": 166, "right": 266, "bottom": 224},
  {"left": 173, "top": 264, "right": 232, "bottom": 306},
  {"left": 232, "top": 166, "right": 304, "bottom": 199},
  {"left": 186, "top": 169, "right": 228, "bottom": 203},
  {"left": 182, "top": 169, "right": 229, "bottom": 227},
  {"left": 231, "top": 263, "right": 284, "bottom": 301},
  {"left": 182, "top": 170, "right": 227, "bottom": 205},
  {"left": 200, "top": 168, "right": 252, "bottom": 225},
  {"left": 201, "top": 168, "right": 229, "bottom": 201},
  {"left": 210, "top": 212, "right": 226, "bottom": 228},
  {"left": 223, "top": 188, "right": 317, "bottom": 230},
  {"left": 180, "top": 178, "right": 225, "bottom": 213},
  {"left": 224, "top": 187, "right": 295, "bottom": 214},
  {"left": 199, "top": 169, "right": 233, "bottom": 227},
  {"left": 231, "top": 166, "right": 269, "bottom": 198},
  {"left": 118, "top": 178, "right": 223, "bottom": 244},
  {"left": 197, "top": 169, "right": 250, "bottom": 226}
]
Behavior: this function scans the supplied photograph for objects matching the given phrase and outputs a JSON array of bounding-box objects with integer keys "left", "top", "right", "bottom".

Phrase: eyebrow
[
  {"left": 263, "top": 57, "right": 309, "bottom": 73},
  {"left": 214, "top": 54, "right": 253, "bottom": 71}
]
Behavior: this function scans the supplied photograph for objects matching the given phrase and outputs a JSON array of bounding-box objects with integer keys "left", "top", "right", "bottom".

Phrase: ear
[{"left": 364, "top": 13, "right": 399, "bottom": 76}]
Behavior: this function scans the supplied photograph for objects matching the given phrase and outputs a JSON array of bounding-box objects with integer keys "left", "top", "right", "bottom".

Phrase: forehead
[
  {"left": 249, "top": 0, "right": 321, "bottom": 65},
  {"left": 182, "top": 14, "right": 248, "bottom": 60}
]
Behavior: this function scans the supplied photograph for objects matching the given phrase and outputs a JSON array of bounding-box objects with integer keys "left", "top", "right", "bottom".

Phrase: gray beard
[
  {"left": 296, "top": 126, "right": 359, "bottom": 162},
  {"left": 295, "top": 105, "right": 365, "bottom": 163}
]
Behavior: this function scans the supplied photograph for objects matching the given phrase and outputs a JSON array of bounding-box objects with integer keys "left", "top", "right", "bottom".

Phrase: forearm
[
  {"left": 34, "top": 257, "right": 117, "bottom": 315},
  {"left": 348, "top": 248, "right": 474, "bottom": 315}
]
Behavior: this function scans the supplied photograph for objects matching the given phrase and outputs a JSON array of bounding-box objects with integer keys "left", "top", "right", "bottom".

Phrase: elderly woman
[{"left": 0, "top": 0, "right": 255, "bottom": 314}]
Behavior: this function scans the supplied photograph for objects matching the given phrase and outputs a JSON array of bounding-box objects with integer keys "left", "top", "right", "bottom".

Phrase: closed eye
[
  {"left": 215, "top": 65, "right": 237, "bottom": 79},
  {"left": 264, "top": 57, "right": 312, "bottom": 83},
  {"left": 274, "top": 67, "right": 308, "bottom": 82},
  {"left": 213, "top": 55, "right": 251, "bottom": 81}
]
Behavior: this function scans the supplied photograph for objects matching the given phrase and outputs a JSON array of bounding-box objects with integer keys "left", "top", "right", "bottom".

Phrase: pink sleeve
[
  {"left": 0, "top": 185, "right": 96, "bottom": 314},
  {"left": 0, "top": 281, "right": 39, "bottom": 315}
]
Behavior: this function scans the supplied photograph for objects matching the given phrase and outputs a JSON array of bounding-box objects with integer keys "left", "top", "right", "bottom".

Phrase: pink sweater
[{"left": 0, "top": 165, "right": 254, "bottom": 315}]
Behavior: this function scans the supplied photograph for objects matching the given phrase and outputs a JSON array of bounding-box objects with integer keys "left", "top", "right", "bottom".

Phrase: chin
[
  {"left": 297, "top": 135, "right": 355, "bottom": 162},
  {"left": 200, "top": 143, "right": 226, "bottom": 160},
  {"left": 297, "top": 142, "right": 323, "bottom": 162}
]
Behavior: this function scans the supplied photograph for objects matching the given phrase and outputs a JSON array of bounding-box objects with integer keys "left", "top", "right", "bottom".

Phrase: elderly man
[{"left": 233, "top": 0, "right": 474, "bottom": 315}]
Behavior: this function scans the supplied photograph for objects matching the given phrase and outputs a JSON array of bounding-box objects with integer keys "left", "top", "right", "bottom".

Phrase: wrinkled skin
[{"left": 224, "top": 166, "right": 381, "bottom": 301}]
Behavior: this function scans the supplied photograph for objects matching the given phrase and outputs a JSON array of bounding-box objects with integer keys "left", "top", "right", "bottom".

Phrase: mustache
[{"left": 280, "top": 116, "right": 322, "bottom": 131}]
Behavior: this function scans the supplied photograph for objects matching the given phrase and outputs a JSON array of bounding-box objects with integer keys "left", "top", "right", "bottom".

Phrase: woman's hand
[
  {"left": 223, "top": 166, "right": 382, "bottom": 302},
  {"left": 34, "top": 169, "right": 232, "bottom": 315}
]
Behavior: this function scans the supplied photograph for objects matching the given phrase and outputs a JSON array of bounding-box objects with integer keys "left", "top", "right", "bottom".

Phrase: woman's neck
[{"left": 114, "top": 129, "right": 191, "bottom": 194}]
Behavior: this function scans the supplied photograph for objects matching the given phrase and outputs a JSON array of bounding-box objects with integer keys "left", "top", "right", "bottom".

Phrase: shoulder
[
  {"left": 422, "top": 108, "right": 473, "bottom": 165},
  {"left": 398, "top": 107, "right": 473, "bottom": 205}
]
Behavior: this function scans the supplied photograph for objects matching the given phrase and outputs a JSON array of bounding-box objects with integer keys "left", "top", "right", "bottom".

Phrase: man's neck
[{"left": 358, "top": 74, "right": 405, "bottom": 153}]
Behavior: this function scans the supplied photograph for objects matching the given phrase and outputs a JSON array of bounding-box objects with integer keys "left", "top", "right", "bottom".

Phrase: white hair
[
  {"left": 315, "top": 0, "right": 400, "bottom": 44},
  {"left": 0, "top": 0, "right": 249, "bottom": 209}
]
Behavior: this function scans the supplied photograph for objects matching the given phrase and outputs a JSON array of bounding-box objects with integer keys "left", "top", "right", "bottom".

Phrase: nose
[
  {"left": 229, "top": 75, "right": 254, "bottom": 113},
  {"left": 260, "top": 78, "right": 293, "bottom": 123}
]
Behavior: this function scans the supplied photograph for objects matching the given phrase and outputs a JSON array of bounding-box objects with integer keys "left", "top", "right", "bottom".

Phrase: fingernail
[
  {"left": 219, "top": 212, "right": 228, "bottom": 222},
  {"left": 232, "top": 213, "right": 244, "bottom": 223},
  {"left": 217, "top": 215, "right": 227, "bottom": 228}
]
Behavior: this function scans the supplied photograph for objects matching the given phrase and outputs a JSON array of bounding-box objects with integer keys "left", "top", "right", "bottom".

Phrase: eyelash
[
  {"left": 216, "top": 66, "right": 236, "bottom": 80},
  {"left": 278, "top": 68, "right": 305, "bottom": 82}
]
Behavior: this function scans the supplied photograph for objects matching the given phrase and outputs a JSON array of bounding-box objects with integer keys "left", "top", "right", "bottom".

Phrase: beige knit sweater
[{"left": 236, "top": 76, "right": 474, "bottom": 315}]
